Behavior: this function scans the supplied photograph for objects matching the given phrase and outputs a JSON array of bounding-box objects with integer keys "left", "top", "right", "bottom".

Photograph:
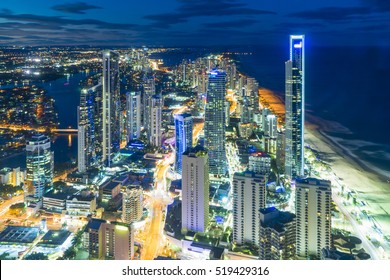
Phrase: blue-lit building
[
  {"left": 142, "top": 76, "right": 155, "bottom": 137},
  {"left": 126, "top": 91, "right": 141, "bottom": 141},
  {"left": 174, "top": 113, "right": 193, "bottom": 174},
  {"left": 26, "top": 134, "right": 54, "bottom": 198},
  {"left": 285, "top": 35, "right": 305, "bottom": 178},
  {"left": 204, "top": 69, "right": 227, "bottom": 175},
  {"left": 78, "top": 84, "right": 102, "bottom": 173},
  {"left": 102, "top": 50, "right": 120, "bottom": 167}
]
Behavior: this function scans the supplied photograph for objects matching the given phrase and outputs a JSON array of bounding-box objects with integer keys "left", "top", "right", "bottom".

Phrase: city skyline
[{"left": 0, "top": 30, "right": 390, "bottom": 260}]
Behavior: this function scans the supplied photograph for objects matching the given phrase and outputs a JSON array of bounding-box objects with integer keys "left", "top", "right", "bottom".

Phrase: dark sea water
[
  {"left": 233, "top": 45, "right": 390, "bottom": 144},
  {"left": 232, "top": 45, "right": 390, "bottom": 175}
]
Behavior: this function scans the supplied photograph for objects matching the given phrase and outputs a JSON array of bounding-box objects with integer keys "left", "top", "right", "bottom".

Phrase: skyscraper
[
  {"left": 102, "top": 51, "right": 120, "bottom": 167},
  {"left": 122, "top": 186, "right": 143, "bottom": 224},
  {"left": 181, "top": 146, "right": 209, "bottom": 233},
  {"left": 232, "top": 171, "right": 267, "bottom": 246},
  {"left": 142, "top": 76, "right": 155, "bottom": 135},
  {"left": 174, "top": 113, "right": 193, "bottom": 174},
  {"left": 265, "top": 114, "right": 277, "bottom": 138},
  {"left": 149, "top": 94, "right": 162, "bottom": 147},
  {"left": 126, "top": 92, "right": 141, "bottom": 142},
  {"left": 259, "top": 207, "right": 296, "bottom": 260},
  {"left": 295, "top": 178, "right": 332, "bottom": 259},
  {"left": 78, "top": 84, "right": 102, "bottom": 173},
  {"left": 285, "top": 35, "right": 305, "bottom": 178},
  {"left": 204, "top": 69, "right": 227, "bottom": 175},
  {"left": 25, "top": 134, "right": 54, "bottom": 198},
  {"left": 93, "top": 84, "right": 104, "bottom": 166}
]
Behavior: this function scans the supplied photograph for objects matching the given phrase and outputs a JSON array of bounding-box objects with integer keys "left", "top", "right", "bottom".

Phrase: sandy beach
[{"left": 305, "top": 113, "right": 390, "bottom": 236}]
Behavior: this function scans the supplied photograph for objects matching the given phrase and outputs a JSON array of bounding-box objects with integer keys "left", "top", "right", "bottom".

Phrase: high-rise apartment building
[
  {"left": 295, "top": 178, "right": 332, "bottom": 259},
  {"left": 142, "top": 76, "right": 155, "bottom": 135},
  {"left": 25, "top": 134, "right": 54, "bottom": 198},
  {"left": 102, "top": 51, "right": 120, "bottom": 167},
  {"left": 181, "top": 146, "right": 209, "bottom": 233},
  {"left": 265, "top": 114, "right": 277, "bottom": 138},
  {"left": 126, "top": 92, "right": 141, "bottom": 141},
  {"left": 248, "top": 153, "right": 271, "bottom": 175},
  {"left": 78, "top": 84, "right": 102, "bottom": 172},
  {"left": 174, "top": 113, "right": 193, "bottom": 174},
  {"left": 122, "top": 186, "right": 143, "bottom": 224},
  {"left": 232, "top": 171, "right": 266, "bottom": 246},
  {"left": 149, "top": 94, "right": 162, "bottom": 147},
  {"left": 285, "top": 35, "right": 305, "bottom": 178},
  {"left": 276, "top": 131, "right": 286, "bottom": 173},
  {"left": 259, "top": 207, "right": 296, "bottom": 260},
  {"left": 204, "top": 69, "right": 227, "bottom": 175}
]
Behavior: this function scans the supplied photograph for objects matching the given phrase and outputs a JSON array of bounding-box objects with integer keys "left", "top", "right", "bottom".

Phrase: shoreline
[
  {"left": 257, "top": 87, "right": 390, "bottom": 236},
  {"left": 305, "top": 114, "right": 390, "bottom": 235},
  {"left": 306, "top": 114, "right": 390, "bottom": 183},
  {"left": 268, "top": 88, "right": 390, "bottom": 183}
]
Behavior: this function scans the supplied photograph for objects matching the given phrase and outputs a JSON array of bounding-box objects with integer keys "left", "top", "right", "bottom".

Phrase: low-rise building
[
  {"left": 100, "top": 181, "right": 121, "bottom": 202},
  {"left": 66, "top": 194, "right": 96, "bottom": 216},
  {"left": 83, "top": 218, "right": 134, "bottom": 260},
  {"left": 259, "top": 207, "right": 296, "bottom": 260}
]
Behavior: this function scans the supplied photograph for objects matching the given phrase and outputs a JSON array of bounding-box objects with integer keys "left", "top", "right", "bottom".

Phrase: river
[{"left": 0, "top": 71, "right": 94, "bottom": 169}]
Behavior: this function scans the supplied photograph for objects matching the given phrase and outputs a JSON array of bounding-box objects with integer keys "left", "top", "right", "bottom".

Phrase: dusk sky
[{"left": 0, "top": 0, "right": 389, "bottom": 46}]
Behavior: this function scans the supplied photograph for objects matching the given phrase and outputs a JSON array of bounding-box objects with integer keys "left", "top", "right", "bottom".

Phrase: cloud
[
  {"left": 0, "top": 35, "right": 14, "bottom": 40},
  {"left": 0, "top": 11, "right": 137, "bottom": 30},
  {"left": 202, "top": 19, "right": 258, "bottom": 29},
  {"left": 144, "top": 0, "right": 275, "bottom": 28},
  {"left": 349, "top": 24, "right": 390, "bottom": 31},
  {"left": 361, "top": 0, "right": 390, "bottom": 11},
  {"left": 289, "top": 7, "right": 371, "bottom": 21},
  {"left": 276, "top": 22, "right": 324, "bottom": 29},
  {"left": 52, "top": 2, "right": 102, "bottom": 14}
]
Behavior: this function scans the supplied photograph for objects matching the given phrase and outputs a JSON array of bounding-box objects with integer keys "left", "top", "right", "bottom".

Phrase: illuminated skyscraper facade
[
  {"left": 78, "top": 84, "right": 102, "bottom": 172},
  {"left": 232, "top": 171, "right": 266, "bottom": 246},
  {"left": 149, "top": 94, "right": 162, "bottom": 147},
  {"left": 204, "top": 69, "right": 227, "bottom": 175},
  {"left": 295, "top": 178, "right": 331, "bottom": 259},
  {"left": 122, "top": 186, "right": 143, "bottom": 224},
  {"left": 285, "top": 35, "right": 305, "bottom": 178},
  {"left": 181, "top": 146, "right": 209, "bottom": 233},
  {"left": 26, "top": 134, "right": 54, "bottom": 198},
  {"left": 102, "top": 51, "right": 120, "bottom": 167},
  {"left": 174, "top": 113, "right": 193, "bottom": 174},
  {"left": 142, "top": 76, "right": 155, "bottom": 135},
  {"left": 126, "top": 92, "right": 141, "bottom": 141}
]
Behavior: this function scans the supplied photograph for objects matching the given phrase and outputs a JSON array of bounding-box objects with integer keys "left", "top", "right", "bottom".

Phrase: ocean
[{"left": 232, "top": 45, "right": 390, "bottom": 177}]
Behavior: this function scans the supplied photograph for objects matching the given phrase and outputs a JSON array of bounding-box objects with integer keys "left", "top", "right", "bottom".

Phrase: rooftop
[
  {"left": 102, "top": 181, "right": 121, "bottom": 191},
  {"left": 233, "top": 170, "right": 267, "bottom": 179},
  {"left": 295, "top": 177, "right": 331, "bottom": 187},
  {"left": 183, "top": 145, "right": 207, "bottom": 157},
  {"left": 260, "top": 207, "right": 295, "bottom": 233},
  {"left": 0, "top": 226, "right": 40, "bottom": 244},
  {"left": 38, "top": 230, "right": 71, "bottom": 246},
  {"left": 44, "top": 188, "right": 77, "bottom": 200},
  {"left": 85, "top": 218, "right": 106, "bottom": 232}
]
